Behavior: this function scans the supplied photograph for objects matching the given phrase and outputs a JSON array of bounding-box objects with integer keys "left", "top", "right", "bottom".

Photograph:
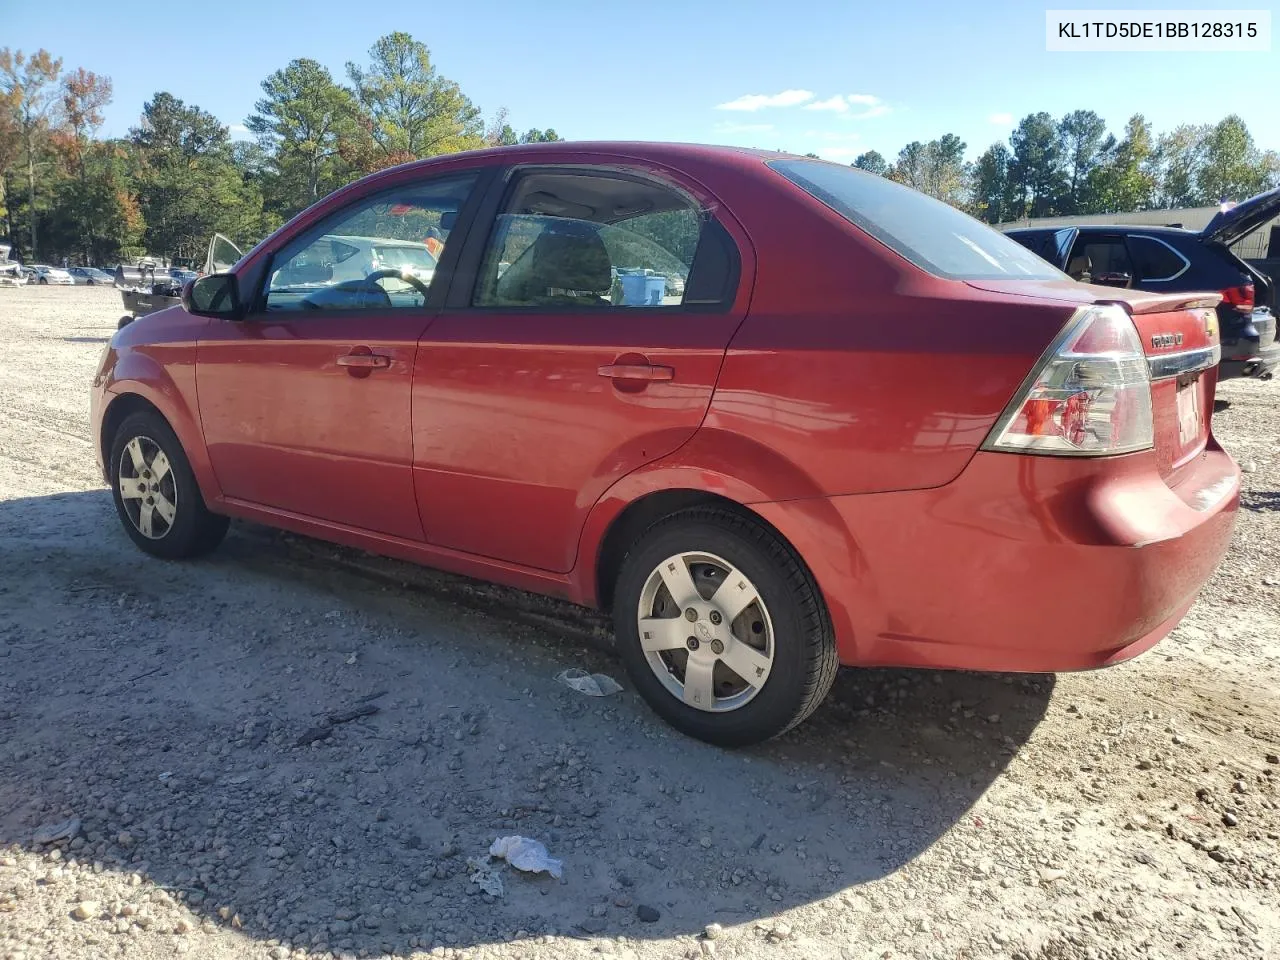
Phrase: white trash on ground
[
  {"left": 489, "top": 836, "right": 564, "bottom": 879},
  {"left": 555, "top": 668, "right": 623, "bottom": 697},
  {"left": 466, "top": 856, "right": 505, "bottom": 897}
]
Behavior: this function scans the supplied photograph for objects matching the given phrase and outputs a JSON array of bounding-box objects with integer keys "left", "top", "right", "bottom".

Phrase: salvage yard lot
[{"left": 1, "top": 285, "right": 1278, "bottom": 960}]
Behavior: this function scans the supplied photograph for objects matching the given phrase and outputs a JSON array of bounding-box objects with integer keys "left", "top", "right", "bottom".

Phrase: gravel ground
[{"left": 1, "top": 285, "right": 1278, "bottom": 960}]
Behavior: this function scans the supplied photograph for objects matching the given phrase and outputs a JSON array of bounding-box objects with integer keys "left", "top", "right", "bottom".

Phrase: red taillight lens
[
  {"left": 1221, "top": 283, "right": 1254, "bottom": 313},
  {"left": 984, "top": 305, "right": 1154, "bottom": 456}
]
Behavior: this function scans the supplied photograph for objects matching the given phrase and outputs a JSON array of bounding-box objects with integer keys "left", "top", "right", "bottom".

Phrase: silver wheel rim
[
  {"left": 117, "top": 435, "right": 177, "bottom": 540},
  {"left": 636, "top": 551, "right": 775, "bottom": 713}
]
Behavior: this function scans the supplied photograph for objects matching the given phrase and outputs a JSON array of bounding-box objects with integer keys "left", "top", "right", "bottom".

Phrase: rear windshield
[{"left": 769, "top": 159, "right": 1065, "bottom": 281}]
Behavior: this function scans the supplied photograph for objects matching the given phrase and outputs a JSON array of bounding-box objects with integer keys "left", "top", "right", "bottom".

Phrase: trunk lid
[
  {"left": 969, "top": 279, "right": 1222, "bottom": 478},
  {"left": 1200, "top": 187, "right": 1280, "bottom": 248}
]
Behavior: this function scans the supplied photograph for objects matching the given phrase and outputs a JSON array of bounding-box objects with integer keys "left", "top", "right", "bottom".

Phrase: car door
[
  {"left": 196, "top": 172, "right": 481, "bottom": 539},
  {"left": 413, "top": 164, "right": 748, "bottom": 572}
]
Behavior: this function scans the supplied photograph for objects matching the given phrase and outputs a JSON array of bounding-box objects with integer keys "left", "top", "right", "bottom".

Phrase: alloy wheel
[
  {"left": 635, "top": 551, "right": 775, "bottom": 712},
  {"left": 116, "top": 436, "right": 178, "bottom": 540}
]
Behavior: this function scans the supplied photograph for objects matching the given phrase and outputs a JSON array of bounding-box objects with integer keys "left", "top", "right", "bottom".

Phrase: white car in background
[{"left": 32, "top": 265, "right": 75, "bottom": 285}]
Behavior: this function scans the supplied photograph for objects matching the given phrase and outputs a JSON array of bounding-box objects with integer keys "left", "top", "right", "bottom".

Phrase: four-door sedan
[
  {"left": 69, "top": 266, "right": 116, "bottom": 286},
  {"left": 91, "top": 143, "right": 1240, "bottom": 746},
  {"left": 32, "top": 264, "right": 75, "bottom": 285}
]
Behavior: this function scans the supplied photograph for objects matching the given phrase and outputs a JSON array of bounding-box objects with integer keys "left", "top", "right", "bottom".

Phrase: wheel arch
[
  {"left": 574, "top": 436, "right": 878, "bottom": 664},
  {"left": 99, "top": 383, "right": 222, "bottom": 504}
]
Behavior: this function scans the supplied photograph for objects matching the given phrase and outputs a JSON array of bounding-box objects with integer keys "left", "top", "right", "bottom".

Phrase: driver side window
[{"left": 262, "top": 174, "right": 477, "bottom": 313}]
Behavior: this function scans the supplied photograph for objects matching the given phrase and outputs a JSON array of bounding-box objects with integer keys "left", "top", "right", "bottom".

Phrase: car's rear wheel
[
  {"left": 613, "top": 507, "right": 838, "bottom": 746},
  {"left": 109, "top": 411, "right": 228, "bottom": 559}
]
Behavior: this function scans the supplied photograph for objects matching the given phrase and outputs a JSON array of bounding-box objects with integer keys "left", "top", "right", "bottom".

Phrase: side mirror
[{"left": 183, "top": 273, "right": 243, "bottom": 319}]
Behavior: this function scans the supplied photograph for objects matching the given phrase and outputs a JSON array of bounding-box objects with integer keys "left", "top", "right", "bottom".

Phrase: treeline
[
  {"left": 0, "top": 34, "right": 559, "bottom": 266},
  {"left": 852, "top": 111, "right": 1280, "bottom": 223}
]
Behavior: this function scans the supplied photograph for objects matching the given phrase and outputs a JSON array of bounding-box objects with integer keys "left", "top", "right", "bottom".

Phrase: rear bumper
[
  {"left": 753, "top": 444, "right": 1239, "bottom": 673},
  {"left": 1220, "top": 340, "right": 1280, "bottom": 380}
]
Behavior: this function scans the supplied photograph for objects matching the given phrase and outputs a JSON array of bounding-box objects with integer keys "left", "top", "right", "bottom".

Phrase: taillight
[
  {"left": 1220, "top": 283, "right": 1254, "bottom": 313},
  {"left": 983, "top": 304, "right": 1154, "bottom": 456}
]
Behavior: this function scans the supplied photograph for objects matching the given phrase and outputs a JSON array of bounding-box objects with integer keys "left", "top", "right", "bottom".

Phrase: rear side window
[
  {"left": 1127, "top": 235, "right": 1188, "bottom": 282},
  {"left": 769, "top": 159, "right": 1063, "bottom": 281},
  {"left": 472, "top": 169, "right": 737, "bottom": 310}
]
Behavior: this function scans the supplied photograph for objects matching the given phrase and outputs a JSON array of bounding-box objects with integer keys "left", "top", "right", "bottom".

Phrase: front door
[
  {"left": 413, "top": 165, "right": 748, "bottom": 572},
  {"left": 196, "top": 173, "right": 480, "bottom": 539}
]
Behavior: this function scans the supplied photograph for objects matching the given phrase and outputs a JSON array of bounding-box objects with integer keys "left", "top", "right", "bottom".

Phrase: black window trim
[
  {"left": 1124, "top": 233, "right": 1191, "bottom": 283},
  {"left": 247, "top": 165, "right": 497, "bottom": 320},
  {"left": 441, "top": 162, "right": 741, "bottom": 316}
]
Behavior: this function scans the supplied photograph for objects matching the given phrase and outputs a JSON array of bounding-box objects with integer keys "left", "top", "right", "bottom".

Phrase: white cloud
[
  {"left": 804, "top": 95, "right": 849, "bottom": 113},
  {"left": 848, "top": 104, "right": 891, "bottom": 120},
  {"left": 716, "top": 89, "right": 814, "bottom": 112},
  {"left": 846, "top": 94, "right": 881, "bottom": 106},
  {"left": 228, "top": 123, "right": 251, "bottom": 140},
  {"left": 988, "top": 112, "right": 1014, "bottom": 125}
]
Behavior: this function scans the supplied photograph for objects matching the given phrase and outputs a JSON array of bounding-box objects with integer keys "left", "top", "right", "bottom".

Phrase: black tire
[
  {"left": 613, "top": 507, "right": 838, "bottom": 747},
  {"left": 108, "top": 410, "right": 229, "bottom": 559},
  {"left": 118, "top": 315, "right": 134, "bottom": 329}
]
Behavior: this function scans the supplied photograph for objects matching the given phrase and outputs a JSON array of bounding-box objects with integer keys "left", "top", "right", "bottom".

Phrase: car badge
[{"left": 1150, "top": 332, "right": 1183, "bottom": 348}]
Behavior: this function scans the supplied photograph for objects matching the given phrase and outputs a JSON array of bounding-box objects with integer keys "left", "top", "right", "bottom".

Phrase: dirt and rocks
[{"left": 1, "top": 285, "right": 1278, "bottom": 960}]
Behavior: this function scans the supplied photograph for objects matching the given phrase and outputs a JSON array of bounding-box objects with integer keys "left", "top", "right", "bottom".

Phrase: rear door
[{"left": 412, "top": 163, "right": 749, "bottom": 572}]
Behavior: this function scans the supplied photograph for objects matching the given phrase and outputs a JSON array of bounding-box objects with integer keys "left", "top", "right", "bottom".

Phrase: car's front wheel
[
  {"left": 614, "top": 508, "right": 838, "bottom": 746},
  {"left": 108, "top": 410, "right": 229, "bottom": 559}
]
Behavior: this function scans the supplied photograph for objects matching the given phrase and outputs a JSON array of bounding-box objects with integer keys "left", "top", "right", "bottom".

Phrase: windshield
[
  {"left": 374, "top": 245, "right": 437, "bottom": 271},
  {"left": 769, "top": 159, "right": 1065, "bottom": 281}
]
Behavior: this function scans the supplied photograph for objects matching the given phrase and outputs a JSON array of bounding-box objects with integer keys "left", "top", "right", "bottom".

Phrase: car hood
[{"left": 1200, "top": 186, "right": 1280, "bottom": 247}]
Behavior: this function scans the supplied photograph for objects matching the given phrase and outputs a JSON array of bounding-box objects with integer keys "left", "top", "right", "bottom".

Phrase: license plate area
[{"left": 1176, "top": 375, "right": 1204, "bottom": 449}]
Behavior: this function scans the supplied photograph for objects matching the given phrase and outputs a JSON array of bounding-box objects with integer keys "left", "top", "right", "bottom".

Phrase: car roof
[{"left": 353, "top": 141, "right": 794, "bottom": 189}]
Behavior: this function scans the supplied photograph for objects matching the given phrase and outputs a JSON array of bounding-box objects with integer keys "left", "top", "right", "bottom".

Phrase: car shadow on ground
[
  {"left": 0, "top": 490, "right": 1054, "bottom": 954},
  {"left": 1241, "top": 489, "right": 1280, "bottom": 512}
]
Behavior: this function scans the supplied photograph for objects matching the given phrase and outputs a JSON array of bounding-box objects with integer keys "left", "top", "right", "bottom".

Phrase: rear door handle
[
  {"left": 597, "top": 362, "right": 674, "bottom": 381},
  {"left": 337, "top": 352, "right": 391, "bottom": 369}
]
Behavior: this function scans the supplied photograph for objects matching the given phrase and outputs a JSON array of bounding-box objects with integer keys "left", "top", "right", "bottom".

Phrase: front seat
[
  {"left": 500, "top": 221, "right": 612, "bottom": 307},
  {"left": 1066, "top": 253, "right": 1092, "bottom": 282}
]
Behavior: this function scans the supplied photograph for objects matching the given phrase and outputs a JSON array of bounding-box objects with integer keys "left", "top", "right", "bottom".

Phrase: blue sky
[{"left": 5, "top": 0, "right": 1277, "bottom": 163}]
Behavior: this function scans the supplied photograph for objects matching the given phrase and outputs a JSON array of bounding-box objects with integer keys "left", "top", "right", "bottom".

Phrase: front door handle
[
  {"left": 337, "top": 352, "right": 391, "bottom": 369},
  {"left": 597, "top": 362, "right": 674, "bottom": 381}
]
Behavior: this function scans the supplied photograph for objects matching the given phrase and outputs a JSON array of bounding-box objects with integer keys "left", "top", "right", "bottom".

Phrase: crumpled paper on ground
[
  {"left": 489, "top": 835, "right": 564, "bottom": 879},
  {"left": 555, "top": 668, "right": 623, "bottom": 697},
  {"left": 466, "top": 856, "right": 504, "bottom": 897}
]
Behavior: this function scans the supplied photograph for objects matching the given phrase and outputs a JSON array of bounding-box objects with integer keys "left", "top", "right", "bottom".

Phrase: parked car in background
[
  {"left": 93, "top": 144, "right": 1239, "bottom": 746},
  {"left": 1006, "top": 187, "right": 1280, "bottom": 380},
  {"left": 69, "top": 267, "right": 116, "bottom": 286},
  {"left": 31, "top": 265, "right": 75, "bottom": 285},
  {"left": 0, "top": 244, "right": 21, "bottom": 287}
]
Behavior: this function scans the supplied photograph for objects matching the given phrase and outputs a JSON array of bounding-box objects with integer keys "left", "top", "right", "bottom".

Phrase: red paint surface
[{"left": 92, "top": 143, "right": 1239, "bottom": 673}]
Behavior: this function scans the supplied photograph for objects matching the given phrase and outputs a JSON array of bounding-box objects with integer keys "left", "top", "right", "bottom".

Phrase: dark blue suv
[{"left": 1007, "top": 187, "right": 1279, "bottom": 380}]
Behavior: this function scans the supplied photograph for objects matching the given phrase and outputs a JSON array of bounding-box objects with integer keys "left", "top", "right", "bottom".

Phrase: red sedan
[{"left": 90, "top": 143, "right": 1239, "bottom": 746}]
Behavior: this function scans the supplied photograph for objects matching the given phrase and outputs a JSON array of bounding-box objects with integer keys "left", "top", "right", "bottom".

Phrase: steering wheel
[{"left": 365, "top": 267, "right": 431, "bottom": 300}]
